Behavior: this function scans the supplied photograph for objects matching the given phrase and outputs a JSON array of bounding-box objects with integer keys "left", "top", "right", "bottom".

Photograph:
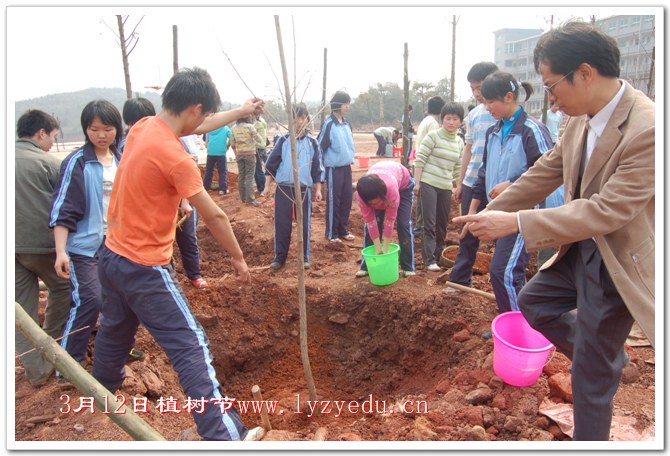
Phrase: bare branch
[
  {"left": 215, "top": 35, "right": 258, "bottom": 99},
  {"left": 100, "top": 18, "right": 120, "bottom": 45},
  {"left": 126, "top": 36, "right": 140, "bottom": 56},
  {"left": 127, "top": 15, "right": 145, "bottom": 37}
]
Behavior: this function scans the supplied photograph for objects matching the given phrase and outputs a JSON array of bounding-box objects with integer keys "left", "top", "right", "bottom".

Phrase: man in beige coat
[{"left": 454, "top": 21, "right": 655, "bottom": 441}]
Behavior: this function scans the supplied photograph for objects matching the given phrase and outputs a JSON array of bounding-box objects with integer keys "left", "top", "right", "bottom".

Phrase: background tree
[
  {"left": 433, "top": 77, "right": 452, "bottom": 104},
  {"left": 411, "top": 81, "right": 435, "bottom": 117},
  {"left": 101, "top": 15, "right": 144, "bottom": 99}
]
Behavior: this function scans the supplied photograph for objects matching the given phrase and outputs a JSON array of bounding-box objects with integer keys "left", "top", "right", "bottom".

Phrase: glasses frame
[{"left": 543, "top": 70, "right": 575, "bottom": 96}]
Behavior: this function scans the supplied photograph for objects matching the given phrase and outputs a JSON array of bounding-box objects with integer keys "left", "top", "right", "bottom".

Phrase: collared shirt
[{"left": 585, "top": 80, "right": 626, "bottom": 162}]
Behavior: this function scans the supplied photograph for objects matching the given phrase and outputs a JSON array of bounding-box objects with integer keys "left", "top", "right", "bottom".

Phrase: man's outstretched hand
[{"left": 453, "top": 211, "right": 518, "bottom": 241}]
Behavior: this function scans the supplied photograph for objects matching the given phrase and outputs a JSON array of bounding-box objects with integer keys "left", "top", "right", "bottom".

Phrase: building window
[
  {"left": 620, "top": 18, "right": 628, "bottom": 28},
  {"left": 644, "top": 15, "right": 653, "bottom": 22},
  {"left": 632, "top": 16, "right": 640, "bottom": 27},
  {"left": 608, "top": 21, "right": 616, "bottom": 32}
]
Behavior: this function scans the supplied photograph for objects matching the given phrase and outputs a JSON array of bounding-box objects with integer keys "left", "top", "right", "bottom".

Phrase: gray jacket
[{"left": 15, "top": 138, "right": 62, "bottom": 253}]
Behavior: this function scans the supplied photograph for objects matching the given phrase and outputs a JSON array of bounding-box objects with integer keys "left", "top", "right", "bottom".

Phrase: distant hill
[
  {"left": 14, "top": 88, "right": 238, "bottom": 143},
  {"left": 14, "top": 88, "right": 161, "bottom": 142}
]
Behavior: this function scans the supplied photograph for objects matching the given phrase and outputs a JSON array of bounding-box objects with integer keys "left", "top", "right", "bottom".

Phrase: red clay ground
[{"left": 14, "top": 134, "right": 655, "bottom": 444}]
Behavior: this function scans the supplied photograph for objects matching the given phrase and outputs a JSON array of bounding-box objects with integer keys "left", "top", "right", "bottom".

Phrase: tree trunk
[
  {"left": 402, "top": 43, "right": 410, "bottom": 168},
  {"left": 541, "top": 15, "right": 553, "bottom": 124},
  {"left": 450, "top": 16, "right": 457, "bottom": 102},
  {"left": 647, "top": 46, "right": 655, "bottom": 99},
  {"left": 173, "top": 25, "right": 179, "bottom": 75},
  {"left": 320, "top": 48, "right": 327, "bottom": 129},
  {"left": 117, "top": 15, "right": 132, "bottom": 99},
  {"left": 273, "top": 15, "right": 318, "bottom": 404}
]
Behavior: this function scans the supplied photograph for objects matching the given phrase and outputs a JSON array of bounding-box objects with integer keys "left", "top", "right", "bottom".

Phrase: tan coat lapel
[{"left": 581, "top": 86, "right": 634, "bottom": 192}]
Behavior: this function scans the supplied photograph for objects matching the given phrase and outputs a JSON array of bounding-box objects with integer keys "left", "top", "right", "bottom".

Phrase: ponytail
[
  {"left": 519, "top": 81, "right": 534, "bottom": 102},
  {"left": 481, "top": 71, "right": 533, "bottom": 103}
]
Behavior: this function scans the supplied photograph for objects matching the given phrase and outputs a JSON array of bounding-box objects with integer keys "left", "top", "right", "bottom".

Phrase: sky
[{"left": 6, "top": 5, "right": 638, "bottom": 106}]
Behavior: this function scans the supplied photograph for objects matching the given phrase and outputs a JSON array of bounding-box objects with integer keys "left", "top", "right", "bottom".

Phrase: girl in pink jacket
[{"left": 355, "top": 161, "right": 416, "bottom": 278}]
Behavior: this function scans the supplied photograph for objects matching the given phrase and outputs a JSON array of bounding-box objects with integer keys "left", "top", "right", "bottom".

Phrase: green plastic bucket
[{"left": 362, "top": 243, "right": 400, "bottom": 286}]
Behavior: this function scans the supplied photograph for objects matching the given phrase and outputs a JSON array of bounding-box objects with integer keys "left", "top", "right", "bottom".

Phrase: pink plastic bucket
[{"left": 491, "top": 311, "right": 554, "bottom": 387}]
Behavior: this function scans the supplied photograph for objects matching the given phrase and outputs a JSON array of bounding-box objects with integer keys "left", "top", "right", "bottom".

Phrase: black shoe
[
  {"left": 271, "top": 261, "right": 284, "bottom": 271},
  {"left": 128, "top": 348, "right": 145, "bottom": 362},
  {"left": 482, "top": 330, "right": 492, "bottom": 341}
]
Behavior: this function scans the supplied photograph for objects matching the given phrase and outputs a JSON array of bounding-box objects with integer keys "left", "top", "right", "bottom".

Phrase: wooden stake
[
  {"left": 14, "top": 303, "right": 165, "bottom": 441},
  {"left": 251, "top": 384, "right": 272, "bottom": 431}
]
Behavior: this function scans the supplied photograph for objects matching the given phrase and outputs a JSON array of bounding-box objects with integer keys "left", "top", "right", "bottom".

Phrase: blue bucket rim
[
  {"left": 491, "top": 311, "right": 554, "bottom": 353},
  {"left": 361, "top": 243, "right": 400, "bottom": 258}
]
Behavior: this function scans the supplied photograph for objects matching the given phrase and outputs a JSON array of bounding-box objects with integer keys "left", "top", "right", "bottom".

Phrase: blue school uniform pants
[
  {"left": 203, "top": 155, "right": 227, "bottom": 192},
  {"left": 174, "top": 207, "right": 202, "bottom": 280},
  {"left": 325, "top": 165, "right": 353, "bottom": 241},
  {"left": 254, "top": 149, "right": 267, "bottom": 193},
  {"left": 273, "top": 184, "right": 311, "bottom": 264},
  {"left": 360, "top": 178, "right": 415, "bottom": 273},
  {"left": 449, "top": 184, "right": 486, "bottom": 286},
  {"left": 60, "top": 251, "right": 103, "bottom": 365},
  {"left": 489, "top": 232, "right": 531, "bottom": 314},
  {"left": 93, "top": 244, "right": 247, "bottom": 441}
]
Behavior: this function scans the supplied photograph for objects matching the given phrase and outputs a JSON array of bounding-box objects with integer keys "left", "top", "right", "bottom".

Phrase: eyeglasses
[{"left": 543, "top": 70, "right": 574, "bottom": 96}]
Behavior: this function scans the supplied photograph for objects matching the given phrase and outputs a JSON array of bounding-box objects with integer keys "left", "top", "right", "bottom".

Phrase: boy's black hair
[
  {"left": 162, "top": 67, "right": 222, "bottom": 115},
  {"left": 122, "top": 97, "right": 156, "bottom": 127},
  {"left": 481, "top": 71, "right": 534, "bottom": 103},
  {"left": 426, "top": 96, "right": 446, "bottom": 116},
  {"left": 356, "top": 174, "right": 387, "bottom": 204},
  {"left": 534, "top": 20, "right": 620, "bottom": 81},
  {"left": 293, "top": 102, "right": 310, "bottom": 118},
  {"left": 80, "top": 100, "right": 124, "bottom": 151},
  {"left": 236, "top": 115, "right": 253, "bottom": 124},
  {"left": 16, "top": 109, "right": 60, "bottom": 138},
  {"left": 467, "top": 62, "right": 499, "bottom": 83},
  {"left": 440, "top": 102, "right": 465, "bottom": 122},
  {"left": 330, "top": 90, "right": 351, "bottom": 112}
]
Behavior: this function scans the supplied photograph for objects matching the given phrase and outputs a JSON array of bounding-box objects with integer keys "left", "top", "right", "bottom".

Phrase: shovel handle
[{"left": 445, "top": 281, "right": 496, "bottom": 301}]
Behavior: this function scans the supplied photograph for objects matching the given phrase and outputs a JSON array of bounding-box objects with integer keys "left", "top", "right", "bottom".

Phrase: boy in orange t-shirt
[{"left": 93, "top": 67, "right": 265, "bottom": 441}]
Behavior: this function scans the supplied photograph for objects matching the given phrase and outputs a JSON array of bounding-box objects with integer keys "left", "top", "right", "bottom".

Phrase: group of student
[
  {"left": 202, "top": 113, "right": 268, "bottom": 206},
  {"left": 15, "top": 20, "right": 655, "bottom": 443},
  {"left": 16, "top": 68, "right": 267, "bottom": 441}
]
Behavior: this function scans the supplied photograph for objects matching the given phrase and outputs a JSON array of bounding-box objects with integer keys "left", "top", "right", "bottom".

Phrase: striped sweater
[{"left": 414, "top": 127, "right": 463, "bottom": 190}]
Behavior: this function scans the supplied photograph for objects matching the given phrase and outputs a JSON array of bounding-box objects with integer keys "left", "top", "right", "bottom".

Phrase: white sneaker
[
  {"left": 355, "top": 270, "right": 369, "bottom": 278},
  {"left": 243, "top": 426, "right": 266, "bottom": 441},
  {"left": 402, "top": 270, "right": 416, "bottom": 277},
  {"left": 426, "top": 263, "right": 442, "bottom": 272}
]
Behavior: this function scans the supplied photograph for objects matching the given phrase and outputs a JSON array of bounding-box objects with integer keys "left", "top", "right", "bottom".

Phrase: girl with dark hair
[
  {"left": 355, "top": 161, "right": 416, "bottom": 278},
  {"left": 49, "top": 100, "right": 143, "bottom": 377},
  {"left": 464, "top": 71, "right": 555, "bottom": 325}
]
